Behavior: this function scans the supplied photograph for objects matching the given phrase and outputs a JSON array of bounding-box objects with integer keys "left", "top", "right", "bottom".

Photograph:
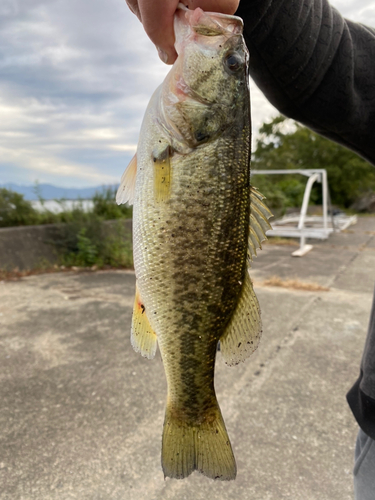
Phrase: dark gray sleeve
[
  {"left": 347, "top": 289, "right": 375, "bottom": 440},
  {"left": 236, "top": 0, "right": 375, "bottom": 165},
  {"left": 235, "top": 0, "right": 375, "bottom": 439}
]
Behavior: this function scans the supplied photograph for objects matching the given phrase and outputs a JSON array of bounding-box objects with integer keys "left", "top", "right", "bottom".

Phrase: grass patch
[
  {"left": 260, "top": 276, "right": 330, "bottom": 292},
  {"left": 263, "top": 237, "right": 300, "bottom": 246}
]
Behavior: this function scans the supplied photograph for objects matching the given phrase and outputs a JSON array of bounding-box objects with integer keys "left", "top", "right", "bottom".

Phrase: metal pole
[
  {"left": 298, "top": 173, "right": 320, "bottom": 230},
  {"left": 322, "top": 170, "right": 328, "bottom": 231}
]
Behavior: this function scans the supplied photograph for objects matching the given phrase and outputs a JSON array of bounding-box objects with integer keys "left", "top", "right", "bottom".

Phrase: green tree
[
  {"left": 252, "top": 115, "right": 375, "bottom": 210},
  {"left": 0, "top": 188, "right": 39, "bottom": 227}
]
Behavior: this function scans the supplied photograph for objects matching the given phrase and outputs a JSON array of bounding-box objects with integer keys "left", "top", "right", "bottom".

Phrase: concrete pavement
[{"left": 0, "top": 217, "right": 374, "bottom": 500}]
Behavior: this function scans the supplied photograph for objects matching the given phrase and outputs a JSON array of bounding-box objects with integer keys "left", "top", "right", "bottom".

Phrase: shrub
[
  {"left": 0, "top": 187, "right": 133, "bottom": 269},
  {"left": 92, "top": 188, "right": 132, "bottom": 220},
  {"left": 0, "top": 188, "right": 39, "bottom": 227},
  {"left": 55, "top": 216, "right": 133, "bottom": 268}
]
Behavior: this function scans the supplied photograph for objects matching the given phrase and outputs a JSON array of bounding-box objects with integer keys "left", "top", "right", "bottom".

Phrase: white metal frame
[{"left": 251, "top": 169, "right": 357, "bottom": 256}]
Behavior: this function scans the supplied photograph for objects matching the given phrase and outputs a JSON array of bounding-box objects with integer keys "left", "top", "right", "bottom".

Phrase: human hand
[{"left": 126, "top": 0, "right": 240, "bottom": 64}]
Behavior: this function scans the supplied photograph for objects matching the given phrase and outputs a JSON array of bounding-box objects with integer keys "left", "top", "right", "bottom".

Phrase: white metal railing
[{"left": 251, "top": 169, "right": 357, "bottom": 256}]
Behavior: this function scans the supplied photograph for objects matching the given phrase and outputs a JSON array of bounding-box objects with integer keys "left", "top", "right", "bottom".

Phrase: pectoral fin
[
  {"left": 153, "top": 143, "right": 171, "bottom": 202},
  {"left": 131, "top": 284, "right": 157, "bottom": 359},
  {"left": 116, "top": 153, "right": 137, "bottom": 206},
  {"left": 248, "top": 186, "right": 273, "bottom": 262},
  {"left": 220, "top": 271, "right": 262, "bottom": 366}
]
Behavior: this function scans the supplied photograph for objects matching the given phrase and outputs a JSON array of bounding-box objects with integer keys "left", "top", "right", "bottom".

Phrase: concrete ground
[{"left": 0, "top": 217, "right": 374, "bottom": 500}]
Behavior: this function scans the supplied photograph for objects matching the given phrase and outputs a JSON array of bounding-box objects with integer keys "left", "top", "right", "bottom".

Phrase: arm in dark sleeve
[
  {"left": 236, "top": 0, "right": 375, "bottom": 165},
  {"left": 346, "top": 289, "right": 375, "bottom": 440}
]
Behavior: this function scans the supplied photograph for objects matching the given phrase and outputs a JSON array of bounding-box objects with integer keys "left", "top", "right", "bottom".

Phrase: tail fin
[{"left": 162, "top": 401, "right": 236, "bottom": 481}]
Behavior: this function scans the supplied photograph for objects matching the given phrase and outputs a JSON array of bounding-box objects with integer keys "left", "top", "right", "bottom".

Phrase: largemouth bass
[{"left": 117, "top": 4, "right": 272, "bottom": 481}]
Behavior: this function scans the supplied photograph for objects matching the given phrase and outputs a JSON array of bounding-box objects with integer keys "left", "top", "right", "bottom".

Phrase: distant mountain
[{"left": 1, "top": 183, "right": 119, "bottom": 201}]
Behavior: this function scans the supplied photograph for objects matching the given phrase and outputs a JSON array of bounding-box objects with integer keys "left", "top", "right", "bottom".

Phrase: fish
[{"left": 117, "top": 4, "right": 272, "bottom": 481}]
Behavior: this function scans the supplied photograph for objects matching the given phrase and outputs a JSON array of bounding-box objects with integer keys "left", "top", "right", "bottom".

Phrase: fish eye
[{"left": 224, "top": 52, "right": 243, "bottom": 73}]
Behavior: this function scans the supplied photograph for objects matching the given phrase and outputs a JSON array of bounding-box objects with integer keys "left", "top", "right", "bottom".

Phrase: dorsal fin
[
  {"left": 116, "top": 153, "right": 137, "bottom": 206},
  {"left": 248, "top": 186, "right": 273, "bottom": 263}
]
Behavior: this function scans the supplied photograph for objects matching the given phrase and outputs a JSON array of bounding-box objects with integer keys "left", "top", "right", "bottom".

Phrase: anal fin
[
  {"left": 220, "top": 271, "right": 262, "bottom": 366},
  {"left": 131, "top": 284, "right": 157, "bottom": 359}
]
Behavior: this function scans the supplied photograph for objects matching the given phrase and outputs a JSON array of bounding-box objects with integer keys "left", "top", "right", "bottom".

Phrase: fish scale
[{"left": 117, "top": 4, "right": 273, "bottom": 480}]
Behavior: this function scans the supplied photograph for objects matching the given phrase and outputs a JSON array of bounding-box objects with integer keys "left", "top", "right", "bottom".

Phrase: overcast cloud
[{"left": 0, "top": 0, "right": 374, "bottom": 188}]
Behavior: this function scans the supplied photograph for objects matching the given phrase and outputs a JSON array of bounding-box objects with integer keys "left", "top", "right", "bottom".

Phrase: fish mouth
[
  {"left": 175, "top": 4, "right": 243, "bottom": 55},
  {"left": 176, "top": 3, "right": 243, "bottom": 36}
]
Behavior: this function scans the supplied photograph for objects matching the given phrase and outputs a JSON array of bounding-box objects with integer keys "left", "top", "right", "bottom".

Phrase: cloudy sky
[{"left": 1, "top": 0, "right": 375, "bottom": 188}]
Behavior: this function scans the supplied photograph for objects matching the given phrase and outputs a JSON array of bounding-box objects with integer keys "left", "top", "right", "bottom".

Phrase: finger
[
  {"left": 185, "top": 0, "right": 240, "bottom": 15},
  {"left": 126, "top": 0, "right": 142, "bottom": 21},
  {"left": 136, "top": 0, "right": 241, "bottom": 65},
  {"left": 138, "top": 0, "right": 179, "bottom": 64}
]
